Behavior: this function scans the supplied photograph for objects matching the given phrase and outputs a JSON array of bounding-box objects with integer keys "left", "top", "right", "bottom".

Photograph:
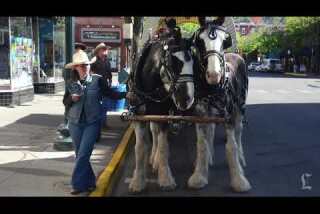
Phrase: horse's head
[
  {"left": 161, "top": 33, "right": 195, "bottom": 111},
  {"left": 193, "top": 17, "right": 232, "bottom": 85}
]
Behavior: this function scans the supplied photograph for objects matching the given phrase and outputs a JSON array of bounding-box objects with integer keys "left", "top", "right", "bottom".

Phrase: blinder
[
  {"left": 160, "top": 41, "right": 194, "bottom": 86},
  {"left": 223, "top": 33, "right": 232, "bottom": 50}
]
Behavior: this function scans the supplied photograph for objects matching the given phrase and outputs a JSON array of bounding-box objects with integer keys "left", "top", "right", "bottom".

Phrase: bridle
[
  {"left": 192, "top": 24, "right": 231, "bottom": 89},
  {"left": 132, "top": 38, "right": 194, "bottom": 104}
]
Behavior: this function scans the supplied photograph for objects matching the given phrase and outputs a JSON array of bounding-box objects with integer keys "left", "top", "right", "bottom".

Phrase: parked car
[
  {"left": 248, "top": 62, "right": 261, "bottom": 71},
  {"left": 260, "top": 58, "right": 283, "bottom": 73},
  {"left": 255, "top": 64, "right": 266, "bottom": 72}
]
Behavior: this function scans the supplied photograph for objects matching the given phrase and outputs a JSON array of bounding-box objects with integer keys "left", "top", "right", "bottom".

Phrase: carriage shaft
[{"left": 123, "top": 115, "right": 225, "bottom": 123}]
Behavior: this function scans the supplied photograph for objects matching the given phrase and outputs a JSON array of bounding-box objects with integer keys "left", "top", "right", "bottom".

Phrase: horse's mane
[{"left": 134, "top": 40, "right": 156, "bottom": 92}]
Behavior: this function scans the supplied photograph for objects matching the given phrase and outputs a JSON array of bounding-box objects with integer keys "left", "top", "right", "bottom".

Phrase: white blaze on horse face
[
  {"left": 171, "top": 51, "right": 195, "bottom": 110},
  {"left": 199, "top": 29, "right": 226, "bottom": 85}
]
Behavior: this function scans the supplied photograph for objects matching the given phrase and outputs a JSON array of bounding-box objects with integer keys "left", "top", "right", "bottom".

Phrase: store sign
[{"left": 81, "top": 28, "right": 121, "bottom": 43}]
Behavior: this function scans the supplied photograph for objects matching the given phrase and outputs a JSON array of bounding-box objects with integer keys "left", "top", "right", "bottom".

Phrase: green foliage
[
  {"left": 237, "top": 17, "right": 320, "bottom": 56},
  {"left": 178, "top": 22, "right": 200, "bottom": 38}
]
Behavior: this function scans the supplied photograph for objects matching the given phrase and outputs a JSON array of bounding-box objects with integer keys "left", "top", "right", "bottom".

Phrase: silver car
[{"left": 248, "top": 62, "right": 261, "bottom": 71}]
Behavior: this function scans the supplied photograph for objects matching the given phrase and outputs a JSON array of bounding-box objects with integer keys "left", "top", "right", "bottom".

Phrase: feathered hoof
[
  {"left": 129, "top": 176, "right": 146, "bottom": 193},
  {"left": 230, "top": 175, "right": 251, "bottom": 193},
  {"left": 159, "top": 175, "right": 176, "bottom": 191},
  {"left": 188, "top": 172, "right": 208, "bottom": 189}
]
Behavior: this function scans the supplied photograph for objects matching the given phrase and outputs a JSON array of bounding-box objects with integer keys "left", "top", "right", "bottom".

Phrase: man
[
  {"left": 90, "top": 43, "right": 112, "bottom": 87},
  {"left": 90, "top": 43, "right": 113, "bottom": 141}
]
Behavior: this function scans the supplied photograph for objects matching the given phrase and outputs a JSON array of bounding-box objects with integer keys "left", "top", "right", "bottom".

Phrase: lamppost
[{"left": 286, "top": 49, "right": 291, "bottom": 73}]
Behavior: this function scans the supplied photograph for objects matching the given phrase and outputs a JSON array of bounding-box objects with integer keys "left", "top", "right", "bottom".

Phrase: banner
[{"left": 10, "top": 36, "right": 33, "bottom": 90}]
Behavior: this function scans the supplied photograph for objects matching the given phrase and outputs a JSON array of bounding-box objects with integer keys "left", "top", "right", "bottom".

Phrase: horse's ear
[
  {"left": 214, "top": 17, "right": 225, "bottom": 26},
  {"left": 198, "top": 17, "right": 206, "bottom": 28},
  {"left": 165, "top": 17, "right": 177, "bottom": 29}
]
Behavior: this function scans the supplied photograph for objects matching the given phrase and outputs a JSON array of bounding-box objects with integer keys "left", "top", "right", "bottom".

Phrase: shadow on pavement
[
  {"left": 0, "top": 113, "right": 128, "bottom": 182},
  {"left": 112, "top": 103, "right": 320, "bottom": 197}
]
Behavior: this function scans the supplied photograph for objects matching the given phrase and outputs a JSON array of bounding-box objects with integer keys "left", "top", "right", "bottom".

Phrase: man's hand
[{"left": 71, "top": 95, "right": 81, "bottom": 102}]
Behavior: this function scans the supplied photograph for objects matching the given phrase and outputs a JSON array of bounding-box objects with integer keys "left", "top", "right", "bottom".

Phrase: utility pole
[
  {"left": 53, "top": 16, "right": 75, "bottom": 151},
  {"left": 64, "top": 16, "right": 74, "bottom": 82}
]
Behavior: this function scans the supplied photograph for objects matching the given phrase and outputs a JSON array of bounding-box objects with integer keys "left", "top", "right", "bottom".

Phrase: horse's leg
[
  {"left": 208, "top": 122, "right": 216, "bottom": 166},
  {"left": 129, "top": 121, "right": 149, "bottom": 192},
  {"left": 156, "top": 122, "right": 176, "bottom": 190},
  {"left": 235, "top": 112, "right": 246, "bottom": 167},
  {"left": 188, "top": 102, "right": 211, "bottom": 189},
  {"left": 225, "top": 120, "right": 251, "bottom": 192},
  {"left": 150, "top": 122, "right": 160, "bottom": 172},
  {"left": 188, "top": 122, "right": 210, "bottom": 189}
]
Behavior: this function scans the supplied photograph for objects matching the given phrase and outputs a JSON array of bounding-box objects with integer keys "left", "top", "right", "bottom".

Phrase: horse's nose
[{"left": 206, "top": 71, "right": 221, "bottom": 85}]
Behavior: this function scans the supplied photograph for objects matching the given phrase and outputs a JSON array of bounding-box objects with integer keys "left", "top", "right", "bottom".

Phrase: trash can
[{"left": 114, "top": 84, "right": 127, "bottom": 112}]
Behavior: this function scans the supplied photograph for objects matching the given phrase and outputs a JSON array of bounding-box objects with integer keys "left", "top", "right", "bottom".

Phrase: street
[{"left": 111, "top": 71, "right": 320, "bottom": 196}]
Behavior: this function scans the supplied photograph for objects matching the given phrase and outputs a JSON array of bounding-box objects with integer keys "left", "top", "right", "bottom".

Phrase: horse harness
[{"left": 128, "top": 37, "right": 194, "bottom": 114}]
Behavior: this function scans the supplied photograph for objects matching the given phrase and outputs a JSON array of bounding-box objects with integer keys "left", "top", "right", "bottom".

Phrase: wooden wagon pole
[{"left": 121, "top": 115, "right": 225, "bottom": 124}]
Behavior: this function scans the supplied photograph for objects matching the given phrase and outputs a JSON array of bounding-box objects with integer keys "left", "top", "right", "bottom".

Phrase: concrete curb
[{"left": 90, "top": 123, "right": 134, "bottom": 197}]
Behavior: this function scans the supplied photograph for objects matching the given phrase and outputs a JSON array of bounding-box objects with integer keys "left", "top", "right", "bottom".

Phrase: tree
[{"left": 179, "top": 22, "right": 200, "bottom": 38}]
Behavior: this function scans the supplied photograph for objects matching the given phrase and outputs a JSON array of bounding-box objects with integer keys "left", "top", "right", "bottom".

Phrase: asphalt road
[{"left": 111, "top": 71, "right": 320, "bottom": 196}]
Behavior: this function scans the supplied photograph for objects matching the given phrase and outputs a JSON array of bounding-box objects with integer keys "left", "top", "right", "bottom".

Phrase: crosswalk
[{"left": 249, "top": 89, "right": 320, "bottom": 95}]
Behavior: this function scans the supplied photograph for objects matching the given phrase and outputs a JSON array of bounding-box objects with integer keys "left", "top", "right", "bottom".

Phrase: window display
[
  {"left": 0, "top": 17, "right": 10, "bottom": 89},
  {"left": 108, "top": 48, "right": 120, "bottom": 71},
  {"left": 10, "top": 17, "right": 33, "bottom": 90}
]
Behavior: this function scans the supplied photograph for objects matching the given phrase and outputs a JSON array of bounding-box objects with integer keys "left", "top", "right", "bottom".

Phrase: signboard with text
[{"left": 81, "top": 28, "right": 121, "bottom": 43}]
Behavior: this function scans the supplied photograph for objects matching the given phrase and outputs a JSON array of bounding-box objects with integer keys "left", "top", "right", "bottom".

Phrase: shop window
[
  {"left": 53, "top": 17, "right": 65, "bottom": 82},
  {"left": 0, "top": 17, "right": 10, "bottom": 89},
  {"left": 39, "top": 17, "right": 54, "bottom": 82},
  {"left": 32, "top": 17, "right": 40, "bottom": 83},
  {"left": 108, "top": 48, "right": 120, "bottom": 71},
  {"left": 9, "top": 17, "right": 33, "bottom": 90}
]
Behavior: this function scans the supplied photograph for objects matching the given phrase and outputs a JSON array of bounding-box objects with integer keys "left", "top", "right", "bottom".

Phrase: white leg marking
[
  {"left": 188, "top": 123, "right": 210, "bottom": 189},
  {"left": 150, "top": 122, "right": 159, "bottom": 171},
  {"left": 225, "top": 125, "right": 251, "bottom": 192},
  {"left": 235, "top": 113, "right": 246, "bottom": 167},
  {"left": 157, "top": 123, "right": 176, "bottom": 190},
  {"left": 129, "top": 122, "right": 148, "bottom": 192}
]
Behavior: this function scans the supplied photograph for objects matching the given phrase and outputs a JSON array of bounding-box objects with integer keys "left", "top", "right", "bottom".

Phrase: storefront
[
  {"left": 33, "top": 17, "right": 66, "bottom": 94},
  {"left": 75, "top": 17, "right": 127, "bottom": 72},
  {"left": 0, "top": 17, "right": 34, "bottom": 106},
  {"left": 0, "top": 17, "right": 66, "bottom": 106}
]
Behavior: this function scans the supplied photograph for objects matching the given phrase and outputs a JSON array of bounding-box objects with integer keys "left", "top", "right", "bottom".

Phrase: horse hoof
[
  {"left": 159, "top": 176, "right": 176, "bottom": 191},
  {"left": 230, "top": 175, "right": 251, "bottom": 193},
  {"left": 159, "top": 182, "right": 176, "bottom": 191},
  {"left": 129, "top": 177, "right": 146, "bottom": 193},
  {"left": 188, "top": 173, "right": 208, "bottom": 189}
]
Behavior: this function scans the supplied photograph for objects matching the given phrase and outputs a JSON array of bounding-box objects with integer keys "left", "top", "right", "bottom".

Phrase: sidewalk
[{"left": 0, "top": 92, "right": 128, "bottom": 196}]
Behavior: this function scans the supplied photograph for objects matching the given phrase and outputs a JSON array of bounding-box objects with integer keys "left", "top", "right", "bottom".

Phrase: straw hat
[
  {"left": 65, "top": 50, "right": 91, "bottom": 69},
  {"left": 93, "top": 43, "right": 111, "bottom": 56}
]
